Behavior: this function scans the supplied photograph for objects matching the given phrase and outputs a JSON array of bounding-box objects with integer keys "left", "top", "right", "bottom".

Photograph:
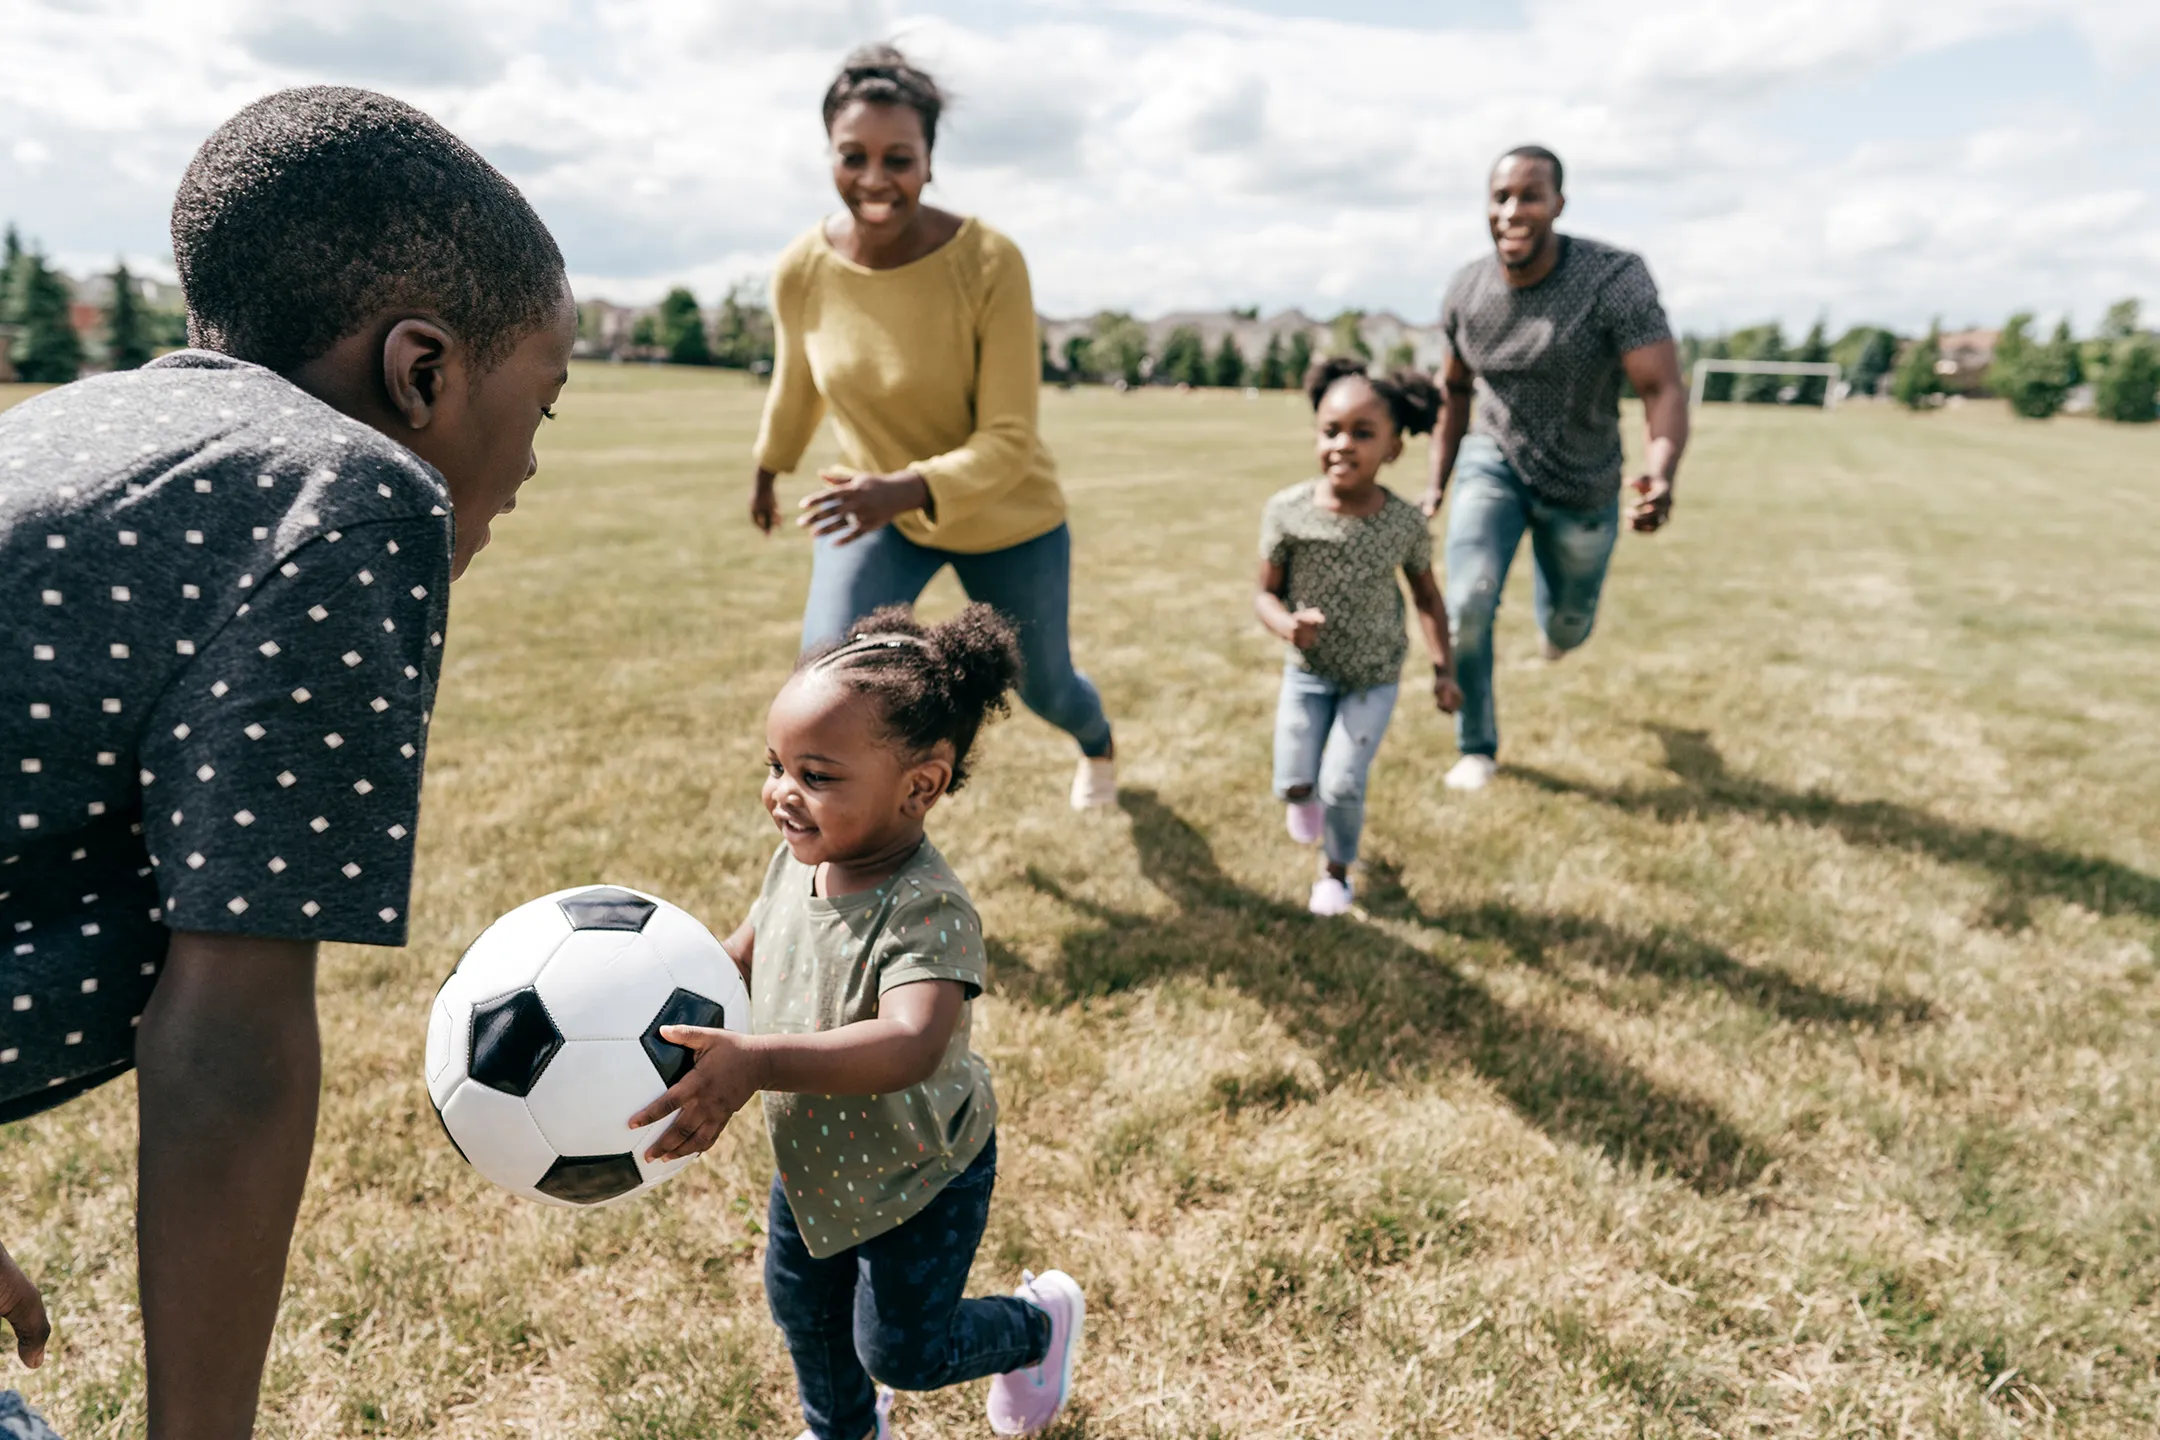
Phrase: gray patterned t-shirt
[
  {"left": 1442, "top": 235, "right": 1672, "bottom": 508},
  {"left": 1260, "top": 481, "right": 1433, "bottom": 693},
  {"left": 0, "top": 350, "right": 452, "bottom": 1121}
]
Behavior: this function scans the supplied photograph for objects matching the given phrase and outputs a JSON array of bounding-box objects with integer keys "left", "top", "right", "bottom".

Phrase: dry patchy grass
[{"left": 4, "top": 369, "right": 2159, "bottom": 1436}]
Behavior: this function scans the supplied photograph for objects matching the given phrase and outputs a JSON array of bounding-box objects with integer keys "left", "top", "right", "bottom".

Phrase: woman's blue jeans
[
  {"left": 801, "top": 522, "right": 1113, "bottom": 757},
  {"left": 1272, "top": 665, "right": 1401, "bottom": 867},
  {"left": 765, "top": 1134, "right": 1048, "bottom": 1440},
  {"left": 1443, "top": 436, "right": 1621, "bottom": 758}
]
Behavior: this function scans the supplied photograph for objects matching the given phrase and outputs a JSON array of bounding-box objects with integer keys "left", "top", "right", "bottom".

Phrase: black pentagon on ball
[
  {"left": 468, "top": 987, "right": 562, "bottom": 1097},
  {"left": 536, "top": 1152, "right": 645, "bottom": 1205},
  {"left": 557, "top": 886, "right": 658, "bottom": 932},
  {"left": 641, "top": 988, "right": 726, "bottom": 1086}
]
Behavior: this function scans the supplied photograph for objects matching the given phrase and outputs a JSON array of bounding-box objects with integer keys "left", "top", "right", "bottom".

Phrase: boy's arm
[
  {"left": 136, "top": 930, "right": 320, "bottom": 1440},
  {"left": 630, "top": 979, "right": 965, "bottom": 1164}
]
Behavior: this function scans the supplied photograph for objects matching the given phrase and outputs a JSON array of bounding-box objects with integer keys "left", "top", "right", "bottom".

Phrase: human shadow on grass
[
  {"left": 1512, "top": 726, "right": 2160, "bottom": 931},
  {"left": 989, "top": 789, "right": 1773, "bottom": 1195}
]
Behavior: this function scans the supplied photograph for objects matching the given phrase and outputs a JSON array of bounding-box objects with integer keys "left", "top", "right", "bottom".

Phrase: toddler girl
[
  {"left": 1255, "top": 359, "right": 1463, "bottom": 916},
  {"left": 631, "top": 603, "right": 1081, "bottom": 1440}
]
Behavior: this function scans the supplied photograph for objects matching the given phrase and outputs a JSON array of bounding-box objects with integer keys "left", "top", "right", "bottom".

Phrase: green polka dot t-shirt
[
  {"left": 1260, "top": 480, "right": 1434, "bottom": 692},
  {"left": 748, "top": 838, "right": 996, "bottom": 1258}
]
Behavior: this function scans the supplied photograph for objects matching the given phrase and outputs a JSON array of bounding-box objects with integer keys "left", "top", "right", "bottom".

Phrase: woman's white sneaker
[
  {"left": 1444, "top": 754, "right": 1497, "bottom": 791},
  {"left": 1070, "top": 755, "right": 1117, "bottom": 810},
  {"left": 987, "top": 1270, "right": 1084, "bottom": 1435}
]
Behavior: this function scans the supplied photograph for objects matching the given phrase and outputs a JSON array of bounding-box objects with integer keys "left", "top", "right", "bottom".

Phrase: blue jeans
[
  {"left": 1443, "top": 436, "right": 1621, "bottom": 758},
  {"left": 1272, "top": 665, "right": 1400, "bottom": 868},
  {"left": 801, "top": 523, "right": 1113, "bottom": 757},
  {"left": 765, "top": 1134, "right": 1048, "bottom": 1440}
]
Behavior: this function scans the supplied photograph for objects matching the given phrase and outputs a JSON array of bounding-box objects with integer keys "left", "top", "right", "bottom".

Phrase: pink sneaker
[
  {"left": 1284, "top": 799, "right": 1323, "bottom": 845},
  {"left": 986, "top": 1269, "right": 1084, "bottom": 1435}
]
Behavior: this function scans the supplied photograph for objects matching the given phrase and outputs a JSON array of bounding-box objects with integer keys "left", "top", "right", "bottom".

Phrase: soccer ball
[{"left": 424, "top": 885, "right": 749, "bottom": 1207}]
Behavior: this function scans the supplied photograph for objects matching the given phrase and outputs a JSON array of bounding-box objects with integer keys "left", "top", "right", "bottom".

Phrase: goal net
[{"left": 1689, "top": 359, "right": 1843, "bottom": 409}]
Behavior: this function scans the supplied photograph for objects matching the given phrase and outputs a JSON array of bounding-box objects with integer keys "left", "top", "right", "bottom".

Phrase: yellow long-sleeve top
[{"left": 751, "top": 217, "right": 1066, "bottom": 555}]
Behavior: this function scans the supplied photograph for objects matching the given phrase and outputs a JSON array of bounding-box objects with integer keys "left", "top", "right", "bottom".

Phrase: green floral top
[{"left": 1260, "top": 481, "right": 1433, "bottom": 691}]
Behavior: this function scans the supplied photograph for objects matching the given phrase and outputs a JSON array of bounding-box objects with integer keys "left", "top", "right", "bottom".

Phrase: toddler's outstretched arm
[{"left": 630, "top": 979, "right": 965, "bottom": 1163}]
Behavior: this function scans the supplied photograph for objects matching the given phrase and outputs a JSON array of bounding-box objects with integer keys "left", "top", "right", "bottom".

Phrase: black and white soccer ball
[{"left": 425, "top": 885, "right": 750, "bottom": 1207}]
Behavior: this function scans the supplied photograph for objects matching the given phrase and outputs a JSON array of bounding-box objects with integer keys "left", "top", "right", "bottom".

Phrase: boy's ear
[
  {"left": 902, "top": 756, "right": 953, "bottom": 817},
  {"left": 380, "top": 317, "right": 463, "bottom": 432}
]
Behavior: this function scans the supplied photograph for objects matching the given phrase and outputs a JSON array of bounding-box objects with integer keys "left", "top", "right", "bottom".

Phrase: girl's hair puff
[
  {"left": 822, "top": 44, "right": 948, "bottom": 150},
  {"left": 798, "top": 603, "right": 1019, "bottom": 792},
  {"left": 1304, "top": 356, "right": 1442, "bottom": 437}
]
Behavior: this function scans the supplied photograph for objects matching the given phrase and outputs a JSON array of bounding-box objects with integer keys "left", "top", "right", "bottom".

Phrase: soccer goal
[{"left": 1689, "top": 359, "right": 1843, "bottom": 409}]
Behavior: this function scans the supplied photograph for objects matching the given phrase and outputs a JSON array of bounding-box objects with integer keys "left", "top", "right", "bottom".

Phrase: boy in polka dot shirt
[{"left": 0, "top": 86, "right": 573, "bottom": 1427}]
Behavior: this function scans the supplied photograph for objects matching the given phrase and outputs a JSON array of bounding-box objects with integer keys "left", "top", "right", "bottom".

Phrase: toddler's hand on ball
[{"left": 631, "top": 1025, "right": 759, "bottom": 1163}]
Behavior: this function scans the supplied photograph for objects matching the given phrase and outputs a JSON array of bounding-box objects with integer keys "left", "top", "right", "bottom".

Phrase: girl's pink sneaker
[
  {"left": 986, "top": 1269, "right": 1084, "bottom": 1435},
  {"left": 1285, "top": 799, "right": 1323, "bottom": 845}
]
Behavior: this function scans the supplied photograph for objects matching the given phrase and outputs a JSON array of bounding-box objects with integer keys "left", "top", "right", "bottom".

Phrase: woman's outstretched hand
[
  {"left": 0, "top": 1242, "right": 50, "bottom": 1370},
  {"left": 750, "top": 468, "right": 780, "bottom": 534},
  {"left": 799, "top": 469, "right": 930, "bottom": 546}
]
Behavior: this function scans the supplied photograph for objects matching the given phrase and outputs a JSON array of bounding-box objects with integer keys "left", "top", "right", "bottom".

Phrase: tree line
[
  {"left": 1681, "top": 302, "right": 2158, "bottom": 422},
  {"left": 0, "top": 227, "right": 181, "bottom": 383},
  {"left": 1043, "top": 309, "right": 1418, "bottom": 390}
]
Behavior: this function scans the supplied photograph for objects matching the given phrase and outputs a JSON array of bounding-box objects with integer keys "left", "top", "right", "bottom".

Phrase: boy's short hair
[{"left": 171, "top": 85, "right": 566, "bottom": 374}]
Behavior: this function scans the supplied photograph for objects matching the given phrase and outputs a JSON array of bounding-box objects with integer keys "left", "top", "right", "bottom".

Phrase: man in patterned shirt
[
  {"left": 1423, "top": 145, "right": 1690, "bottom": 790},
  {"left": 0, "top": 87, "right": 573, "bottom": 1431}
]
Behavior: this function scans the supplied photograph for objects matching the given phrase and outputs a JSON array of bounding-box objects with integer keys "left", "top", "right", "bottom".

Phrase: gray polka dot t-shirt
[
  {"left": 1442, "top": 235, "right": 1673, "bottom": 509},
  {"left": 0, "top": 350, "right": 452, "bottom": 1122},
  {"left": 1261, "top": 481, "right": 1434, "bottom": 693},
  {"left": 748, "top": 839, "right": 995, "bottom": 1259}
]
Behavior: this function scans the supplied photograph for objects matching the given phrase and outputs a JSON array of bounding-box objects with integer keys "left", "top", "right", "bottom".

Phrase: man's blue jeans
[
  {"left": 801, "top": 522, "right": 1113, "bottom": 757},
  {"left": 1443, "top": 436, "right": 1620, "bottom": 758},
  {"left": 765, "top": 1134, "right": 1048, "bottom": 1440},
  {"left": 1272, "top": 665, "right": 1400, "bottom": 867}
]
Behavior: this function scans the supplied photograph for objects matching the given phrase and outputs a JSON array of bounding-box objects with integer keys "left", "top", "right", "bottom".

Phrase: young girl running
[
  {"left": 629, "top": 603, "right": 1081, "bottom": 1440},
  {"left": 1256, "top": 359, "right": 1464, "bottom": 916}
]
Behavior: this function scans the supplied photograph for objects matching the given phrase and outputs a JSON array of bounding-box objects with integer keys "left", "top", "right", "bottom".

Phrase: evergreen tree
[
  {"left": 630, "top": 313, "right": 659, "bottom": 349},
  {"left": 106, "top": 260, "right": 154, "bottom": 371},
  {"left": 10, "top": 246, "right": 83, "bottom": 384},
  {"left": 710, "top": 283, "right": 773, "bottom": 370},
  {"left": 1988, "top": 312, "right": 2071, "bottom": 419},
  {"left": 0, "top": 224, "right": 18, "bottom": 322},
  {"left": 1891, "top": 321, "right": 1944, "bottom": 410},
  {"left": 2048, "top": 318, "right": 2082, "bottom": 390},
  {"left": 1702, "top": 334, "right": 1734, "bottom": 403},
  {"left": 1793, "top": 318, "right": 1831, "bottom": 406},
  {"left": 2095, "top": 334, "right": 2159, "bottom": 423},
  {"left": 1326, "top": 309, "right": 1371, "bottom": 360},
  {"left": 1846, "top": 329, "right": 1897, "bottom": 397},
  {"left": 1732, "top": 323, "right": 1786, "bottom": 404},
  {"left": 1209, "top": 332, "right": 1245, "bottom": 388},
  {"left": 1285, "top": 329, "right": 1315, "bottom": 387},
  {"left": 1090, "top": 311, "right": 1149, "bottom": 387},
  {"left": 1158, "top": 325, "right": 1207, "bottom": 386},
  {"left": 1256, "top": 331, "right": 1287, "bottom": 389},
  {"left": 1061, "top": 334, "right": 1095, "bottom": 383},
  {"left": 658, "top": 287, "right": 710, "bottom": 364}
]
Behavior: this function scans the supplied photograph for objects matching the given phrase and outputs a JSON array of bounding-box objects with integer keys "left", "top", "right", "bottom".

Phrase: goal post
[{"left": 1689, "top": 359, "right": 1843, "bottom": 410}]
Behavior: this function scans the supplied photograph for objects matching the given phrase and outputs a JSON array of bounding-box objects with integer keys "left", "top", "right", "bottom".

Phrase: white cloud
[{"left": 4, "top": 0, "right": 2154, "bottom": 334}]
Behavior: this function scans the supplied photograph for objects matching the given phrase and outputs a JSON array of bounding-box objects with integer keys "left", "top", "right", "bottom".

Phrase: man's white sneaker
[
  {"left": 1070, "top": 754, "right": 1117, "bottom": 810},
  {"left": 1444, "top": 754, "right": 1497, "bottom": 791},
  {"left": 987, "top": 1270, "right": 1084, "bottom": 1435},
  {"left": 1308, "top": 876, "right": 1355, "bottom": 916}
]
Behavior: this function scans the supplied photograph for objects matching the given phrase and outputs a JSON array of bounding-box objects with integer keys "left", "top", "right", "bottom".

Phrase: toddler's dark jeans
[{"left": 765, "top": 1132, "right": 1050, "bottom": 1440}]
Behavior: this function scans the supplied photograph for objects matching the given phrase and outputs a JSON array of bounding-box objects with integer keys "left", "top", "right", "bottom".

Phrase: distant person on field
[
  {"left": 1422, "top": 145, "right": 1689, "bottom": 790},
  {"left": 0, "top": 87, "right": 573, "bottom": 1434},
  {"left": 1257, "top": 360, "right": 1462, "bottom": 916},
  {"left": 632, "top": 604, "right": 1084, "bottom": 1439},
  {"left": 748, "top": 44, "right": 1121, "bottom": 812}
]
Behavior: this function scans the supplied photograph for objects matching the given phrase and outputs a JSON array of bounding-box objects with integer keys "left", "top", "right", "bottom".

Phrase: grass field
[{"left": 5, "top": 366, "right": 2160, "bottom": 1437}]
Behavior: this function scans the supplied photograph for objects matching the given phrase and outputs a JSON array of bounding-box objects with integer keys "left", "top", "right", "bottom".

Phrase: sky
[{"left": 5, "top": 0, "right": 2159, "bottom": 337}]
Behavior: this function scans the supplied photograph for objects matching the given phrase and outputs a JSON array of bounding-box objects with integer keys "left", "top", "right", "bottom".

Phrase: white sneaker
[
  {"left": 794, "top": 1385, "right": 895, "bottom": 1440},
  {"left": 1070, "top": 754, "right": 1117, "bottom": 810},
  {"left": 1308, "top": 876, "right": 1354, "bottom": 916},
  {"left": 1285, "top": 799, "right": 1323, "bottom": 845},
  {"left": 1444, "top": 754, "right": 1497, "bottom": 791},
  {"left": 987, "top": 1270, "right": 1084, "bottom": 1434}
]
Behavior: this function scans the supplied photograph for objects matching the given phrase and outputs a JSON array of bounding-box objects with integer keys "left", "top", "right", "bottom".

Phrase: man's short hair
[
  {"left": 1495, "top": 144, "right": 1564, "bottom": 195},
  {"left": 171, "top": 86, "right": 566, "bottom": 374}
]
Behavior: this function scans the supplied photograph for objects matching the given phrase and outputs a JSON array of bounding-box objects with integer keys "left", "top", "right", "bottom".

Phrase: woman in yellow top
[{"left": 750, "top": 46, "right": 1117, "bottom": 811}]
